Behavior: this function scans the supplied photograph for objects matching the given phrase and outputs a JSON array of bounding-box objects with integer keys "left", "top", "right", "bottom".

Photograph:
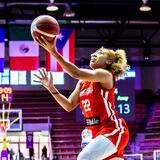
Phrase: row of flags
[{"left": 0, "top": 27, "right": 75, "bottom": 72}]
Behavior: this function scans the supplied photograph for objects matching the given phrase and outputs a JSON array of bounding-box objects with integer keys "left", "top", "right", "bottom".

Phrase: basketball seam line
[{"left": 31, "top": 25, "right": 57, "bottom": 38}]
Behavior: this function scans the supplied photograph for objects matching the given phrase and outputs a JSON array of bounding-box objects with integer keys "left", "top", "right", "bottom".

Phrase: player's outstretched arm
[
  {"left": 34, "top": 68, "right": 80, "bottom": 112},
  {"left": 35, "top": 36, "right": 112, "bottom": 85}
]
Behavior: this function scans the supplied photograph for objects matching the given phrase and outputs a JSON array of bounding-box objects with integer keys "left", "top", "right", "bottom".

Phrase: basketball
[{"left": 30, "top": 15, "right": 60, "bottom": 42}]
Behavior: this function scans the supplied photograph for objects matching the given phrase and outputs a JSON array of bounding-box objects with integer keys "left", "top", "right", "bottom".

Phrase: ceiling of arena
[{"left": 0, "top": 0, "right": 160, "bottom": 49}]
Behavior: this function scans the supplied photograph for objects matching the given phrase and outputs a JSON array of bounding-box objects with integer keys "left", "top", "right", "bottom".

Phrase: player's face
[{"left": 89, "top": 48, "right": 108, "bottom": 69}]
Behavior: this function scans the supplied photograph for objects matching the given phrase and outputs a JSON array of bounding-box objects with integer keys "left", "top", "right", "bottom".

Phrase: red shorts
[{"left": 102, "top": 119, "right": 129, "bottom": 160}]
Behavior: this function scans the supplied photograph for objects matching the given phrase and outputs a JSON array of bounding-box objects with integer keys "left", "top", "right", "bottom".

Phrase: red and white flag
[
  {"left": 9, "top": 41, "right": 39, "bottom": 70},
  {"left": 46, "top": 29, "right": 75, "bottom": 72}
]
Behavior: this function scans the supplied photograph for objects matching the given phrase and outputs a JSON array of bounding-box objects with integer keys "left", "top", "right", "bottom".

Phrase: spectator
[
  {"left": 41, "top": 145, "right": 47, "bottom": 160},
  {"left": 16, "top": 149, "right": 24, "bottom": 160},
  {"left": 9, "top": 148, "right": 15, "bottom": 160},
  {"left": 29, "top": 148, "right": 34, "bottom": 160}
]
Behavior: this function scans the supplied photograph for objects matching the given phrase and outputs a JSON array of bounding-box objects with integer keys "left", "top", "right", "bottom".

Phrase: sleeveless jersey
[{"left": 79, "top": 81, "right": 129, "bottom": 152}]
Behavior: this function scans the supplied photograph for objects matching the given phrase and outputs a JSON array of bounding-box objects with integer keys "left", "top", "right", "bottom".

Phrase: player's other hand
[{"left": 34, "top": 68, "right": 54, "bottom": 90}]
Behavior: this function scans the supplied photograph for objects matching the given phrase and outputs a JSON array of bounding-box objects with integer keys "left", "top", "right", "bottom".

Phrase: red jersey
[{"left": 79, "top": 81, "right": 129, "bottom": 154}]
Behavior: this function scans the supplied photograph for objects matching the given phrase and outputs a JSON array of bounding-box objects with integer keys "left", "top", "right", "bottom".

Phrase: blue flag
[{"left": 0, "top": 28, "right": 5, "bottom": 72}]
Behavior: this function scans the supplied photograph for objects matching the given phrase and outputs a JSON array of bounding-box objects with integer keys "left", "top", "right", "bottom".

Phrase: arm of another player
[
  {"left": 34, "top": 68, "right": 80, "bottom": 112},
  {"left": 36, "top": 36, "right": 112, "bottom": 85}
]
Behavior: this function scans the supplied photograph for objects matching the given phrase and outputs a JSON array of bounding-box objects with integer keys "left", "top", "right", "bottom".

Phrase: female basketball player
[{"left": 34, "top": 36, "right": 129, "bottom": 160}]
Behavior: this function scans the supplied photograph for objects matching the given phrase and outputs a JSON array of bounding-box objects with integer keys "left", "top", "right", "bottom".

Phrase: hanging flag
[
  {"left": 46, "top": 29, "right": 75, "bottom": 72},
  {"left": 26, "top": 131, "right": 33, "bottom": 149},
  {"left": 9, "top": 41, "right": 39, "bottom": 70},
  {"left": 0, "top": 28, "right": 5, "bottom": 72},
  {"left": 9, "top": 26, "right": 39, "bottom": 71}
]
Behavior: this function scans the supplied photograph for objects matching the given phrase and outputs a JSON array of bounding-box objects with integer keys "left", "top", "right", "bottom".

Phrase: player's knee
[{"left": 77, "top": 151, "right": 91, "bottom": 160}]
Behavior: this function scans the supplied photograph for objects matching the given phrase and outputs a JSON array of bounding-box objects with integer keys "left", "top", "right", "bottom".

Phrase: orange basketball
[{"left": 30, "top": 15, "right": 60, "bottom": 42}]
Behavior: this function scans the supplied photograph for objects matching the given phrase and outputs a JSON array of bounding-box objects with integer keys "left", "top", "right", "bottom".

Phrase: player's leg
[{"left": 77, "top": 135, "right": 117, "bottom": 160}]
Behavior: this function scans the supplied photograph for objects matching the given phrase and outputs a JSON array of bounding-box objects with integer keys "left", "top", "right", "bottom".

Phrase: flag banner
[
  {"left": 46, "top": 29, "right": 75, "bottom": 72},
  {"left": 26, "top": 131, "right": 33, "bottom": 149},
  {"left": 9, "top": 26, "right": 39, "bottom": 71},
  {"left": 0, "top": 28, "right": 5, "bottom": 72},
  {"left": 9, "top": 41, "right": 39, "bottom": 70}
]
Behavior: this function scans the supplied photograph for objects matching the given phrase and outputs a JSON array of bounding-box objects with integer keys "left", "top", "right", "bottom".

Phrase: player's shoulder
[
  {"left": 77, "top": 80, "right": 90, "bottom": 89},
  {"left": 95, "top": 68, "right": 113, "bottom": 77}
]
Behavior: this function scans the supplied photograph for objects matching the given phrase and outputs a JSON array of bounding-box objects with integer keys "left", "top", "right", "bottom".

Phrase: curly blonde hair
[{"left": 101, "top": 47, "right": 129, "bottom": 79}]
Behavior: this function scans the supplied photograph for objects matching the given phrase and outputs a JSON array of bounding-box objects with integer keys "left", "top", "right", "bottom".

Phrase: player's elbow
[
  {"left": 64, "top": 103, "right": 76, "bottom": 112},
  {"left": 65, "top": 108, "right": 72, "bottom": 112},
  {"left": 65, "top": 106, "right": 74, "bottom": 112}
]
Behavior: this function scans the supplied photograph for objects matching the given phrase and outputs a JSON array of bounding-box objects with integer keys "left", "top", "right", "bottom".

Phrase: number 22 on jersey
[{"left": 82, "top": 99, "right": 91, "bottom": 112}]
